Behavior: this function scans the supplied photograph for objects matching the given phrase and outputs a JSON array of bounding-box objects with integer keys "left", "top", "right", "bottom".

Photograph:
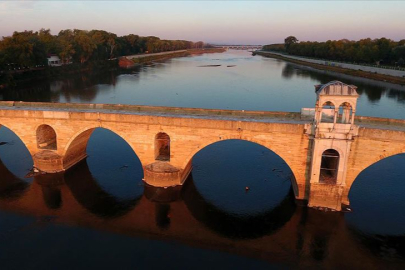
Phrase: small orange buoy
[{"left": 245, "top": 186, "right": 249, "bottom": 191}]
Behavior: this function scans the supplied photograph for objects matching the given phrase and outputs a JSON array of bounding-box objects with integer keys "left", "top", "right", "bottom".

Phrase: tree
[
  {"left": 73, "top": 30, "right": 96, "bottom": 63},
  {"left": 57, "top": 30, "right": 75, "bottom": 64},
  {"left": 284, "top": 36, "right": 298, "bottom": 52},
  {"left": 38, "top": 28, "right": 59, "bottom": 55},
  {"left": 0, "top": 27, "right": 198, "bottom": 67},
  {"left": 89, "top": 30, "right": 118, "bottom": 60},
  {"left": 0, "top": 30, "right": 47, "bottom": 67},
  {"left": 393, "top": 46, "right": 405, "bottom": 61}
]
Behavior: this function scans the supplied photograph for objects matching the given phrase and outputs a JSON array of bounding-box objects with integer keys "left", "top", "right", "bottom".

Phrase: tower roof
[{"left": 315, "top": 81, "right": 358, "bottom": 96}]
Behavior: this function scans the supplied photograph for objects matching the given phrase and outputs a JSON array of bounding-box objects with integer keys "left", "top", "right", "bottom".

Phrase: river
[{"left": 0, "top": 50, "right": 404, "bottom": 269}]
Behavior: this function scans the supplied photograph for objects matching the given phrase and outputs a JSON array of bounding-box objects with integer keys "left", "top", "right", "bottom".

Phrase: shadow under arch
[
  {"left": 346, "top": 153, "right": 405, "bottom": 236},
  {"left": 0, "top": 124, "right": 34, "bottom": 167},
  {"left": 63, "top": 127, "right": 144, "bottom": 218},
  {"left": 64, "top": 159, "right": 142, "bottom": 219},
  {"left": 347, "top": 228, "right": 405, "bottom": 261},
  {"left": 0, "top": 125, "right": 33, "bottom": 200},
  {"left": 63, "top": 126, "right": 144, "bottom": 170},
  {"left": 182, "top": 174, "right": 296, "bottom": 239},
  {"left": 0, "top": 158, "right": 30, "bottom": 200},
  {"left": 181, "top": 138, "right": 300, "bottom": 198}
]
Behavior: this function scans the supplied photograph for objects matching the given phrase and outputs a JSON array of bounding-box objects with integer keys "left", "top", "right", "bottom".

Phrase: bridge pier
[
  {"left": 306, "top": 81, "right": 359, "bottom": 211},
  {"left": 33, "top": 150, "right": 64, "bottom": 173},
  {"left": 32, "top": 150, "right": 88, "bottom": 174},
  {"left": 308, "top": 183, "right": 345, "bottom": 210},
  {"left": 143, "top": 161, "right": 192, "bottom": 187}
]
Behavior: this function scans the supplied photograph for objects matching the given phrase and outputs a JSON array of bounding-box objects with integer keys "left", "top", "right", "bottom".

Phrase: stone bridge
[
  {"left": 0, "top": 81, "right": 404, "bottom": 210},
  {"left": 216, "top": 45, "right": 262, "bottom": 50}
]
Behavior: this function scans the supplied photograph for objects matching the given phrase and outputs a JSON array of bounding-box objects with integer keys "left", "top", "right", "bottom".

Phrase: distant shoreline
[
  {"left": 255, "top": 51, "right": 405, "bottom": 85},
  {"left": 119, "top": 48, "right": 226, "bottom": 68}
]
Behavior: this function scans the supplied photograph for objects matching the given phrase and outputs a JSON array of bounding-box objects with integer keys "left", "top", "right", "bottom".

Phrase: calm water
[{"left": 1, "top": 50, "right": 405, "bottom": 269}]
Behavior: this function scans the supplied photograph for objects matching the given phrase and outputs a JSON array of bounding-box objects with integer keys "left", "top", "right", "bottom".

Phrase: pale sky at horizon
[{"left": 0, "top": 0, "right": 404, "bottom": 45}]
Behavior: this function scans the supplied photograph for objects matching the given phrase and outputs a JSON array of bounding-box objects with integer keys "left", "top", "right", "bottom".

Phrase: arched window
[
  {"left": 155, "top": 132, "right": 170, "bottom": 161},
  {"left": 320, "top": 149, "right": 339, "bottom": 184},
  {"left": 320, "top": 101, "right": 335, "bottom": 123},
  {"left": 36, "top": 125, "right": 57, "bottom": 150},
  {"left": 337, "top": 102, "right": 353, "bottom": 124}
]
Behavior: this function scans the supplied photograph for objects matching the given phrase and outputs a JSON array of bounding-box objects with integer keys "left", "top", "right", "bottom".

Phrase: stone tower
[{"left": 306, "top": 81, "right": 359, "bottom": 210}]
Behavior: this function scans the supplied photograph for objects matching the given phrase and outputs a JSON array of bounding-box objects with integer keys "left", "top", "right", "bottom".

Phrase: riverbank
[
  {"left": 0, "top": 59, "right": 118, "bottom": 89},
  {"left": 1, "top": 48, "right": 227, "bottom": 89},
  {"left": 255, "top": 51, "right": 405, "bottom": 85},
  {"left": 119, "top": 48, "right": 226, "bottom": 68}
]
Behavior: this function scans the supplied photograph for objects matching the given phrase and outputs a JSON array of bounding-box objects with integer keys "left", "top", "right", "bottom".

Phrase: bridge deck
[{"left": 0, "top": 101, "right": 404, "bottom": 131}]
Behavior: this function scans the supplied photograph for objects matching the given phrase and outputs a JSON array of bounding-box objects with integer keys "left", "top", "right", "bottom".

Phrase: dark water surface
[{"left": 1, "top": 50, "right": 405, "bottom": 269}]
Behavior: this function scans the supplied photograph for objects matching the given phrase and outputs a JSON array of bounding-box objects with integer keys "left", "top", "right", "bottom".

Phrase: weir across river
[{"left": 1, "top": 81, "right": 404, "bottom": 211}]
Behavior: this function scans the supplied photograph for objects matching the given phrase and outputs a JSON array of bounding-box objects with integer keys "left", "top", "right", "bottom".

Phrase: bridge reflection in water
[{"left": 0, "top": 151, "right": 405, "bottom": 268}]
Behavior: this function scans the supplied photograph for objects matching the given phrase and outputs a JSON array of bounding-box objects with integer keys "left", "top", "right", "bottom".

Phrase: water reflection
[
  {"left": 307, "top": 210, "right": 343, "bottom": 261},
  {"left": 184, "top": 140, "right": 295, "bottom": 239},
  {"left": 190, "top": 140, "right": 293, "bottom": 215},
  {"left": 0, "top": 126, "right": 33, "bottom": 201},
  {"left": 0, "top": 126, "right": 33, "bottom": 179},
  {"left": 183, "top": 175, "right": 296, "bottom": 239},
  {"left": 346, "top": 154, "right": 405, "bottom": 236},
  {"left": 144, "top": 185, "right": 182, "bottom": 203},
  {"left": 281, "top": 62, "right": 405, "bottom": 107},
  {"left": 155, "top": 203, "right": 171, "bottom": 230},
  {"left": 41, "top": 185, "right": 62, "bottom": 210},
  {"left": 86, "top": 128, "right": 144, "bottom": 201},
  {"left": 0, "top": 154, "right": 405, "bottom": 267},
  {"left": 0, "top": 159, "right": 30, "bottom": 200},
  {"left": 2, "top": 50, "right": 405, "bottom": 119},
  {"left": 349, "top": 230, "right": 405, "bottom": 261},
  {"left": 64, "top": 160, "right": 141, "bottom": 218}
]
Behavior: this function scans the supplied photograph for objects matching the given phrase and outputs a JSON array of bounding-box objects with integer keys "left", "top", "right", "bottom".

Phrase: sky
[{"left": 0, "top": 0, "right": 404, "bottom": 45}]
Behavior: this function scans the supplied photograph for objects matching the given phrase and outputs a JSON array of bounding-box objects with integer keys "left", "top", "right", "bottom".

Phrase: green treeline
[
  {"left": 0, "top": 29, "right": 205, "bottom": 70},
  {"left": 263, "top": 37, "right": 405, "bottom": 66}
]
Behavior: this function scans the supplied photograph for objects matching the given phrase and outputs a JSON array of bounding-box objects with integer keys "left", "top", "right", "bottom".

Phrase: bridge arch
[
  {"left": 319, "top": 149, "right": 340, "bottom": 184},
  {"left": 36, "top": 124, "right": 57, "bottom": 150},
  {"left": 337, "top": 102, "right": 353, "bottom": 124},
  {"left": 155, "top": 132, "right": 170, "bottom": 161},
  {"left": 346, "top": 148, "right": 405, "bottom": 196},
  {"left": 0, "top": 124, "right": 35, "bottom": 157},
  {"left": 320, "top": 101, "right": 335, "bottom": 123},
  {"left": 0, "top": 124, "right": 34, "bottom": 172},
  {"left": 346, "top": 151, "right": 405, "bottom": 235},
  {"left": 63, "top": 126, "right": 145, "bottom": 170},
  {"left": 181, "top": 137, "right": 300, "bottom": 197}
]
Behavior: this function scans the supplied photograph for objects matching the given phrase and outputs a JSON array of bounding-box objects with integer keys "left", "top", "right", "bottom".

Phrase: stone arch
[
  {"left": 338, "top": 142, "right": 405, "bottom": 207},
  {"left": 321, "top": 101, "right": 336, "bottom": 108},
  {"left": 337, "top": 102, "right": 353, "bottom": 124},
  {"left": 320, "top": 101, "right": 335, "bottom": 123},
  {"left": 63, "top": 126, "right": 143, "bottom": 171},
  {"left": 155, "top": 132, "right": 170, "bottom": 161},
  {"left": 36, "top": 124, "right": 57, "bottom": 150},
  {"left": 346, "top": 148, "right": 405, "bottom": 196},
  {"left": 319, "top": 149, "right": 340, "bottom": 184},
  {"left": 0, "top": 124, "right": 34, "bottom": 162},
  {"left": 180, "top": 137, "right": 301, "bottom": 198}
]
